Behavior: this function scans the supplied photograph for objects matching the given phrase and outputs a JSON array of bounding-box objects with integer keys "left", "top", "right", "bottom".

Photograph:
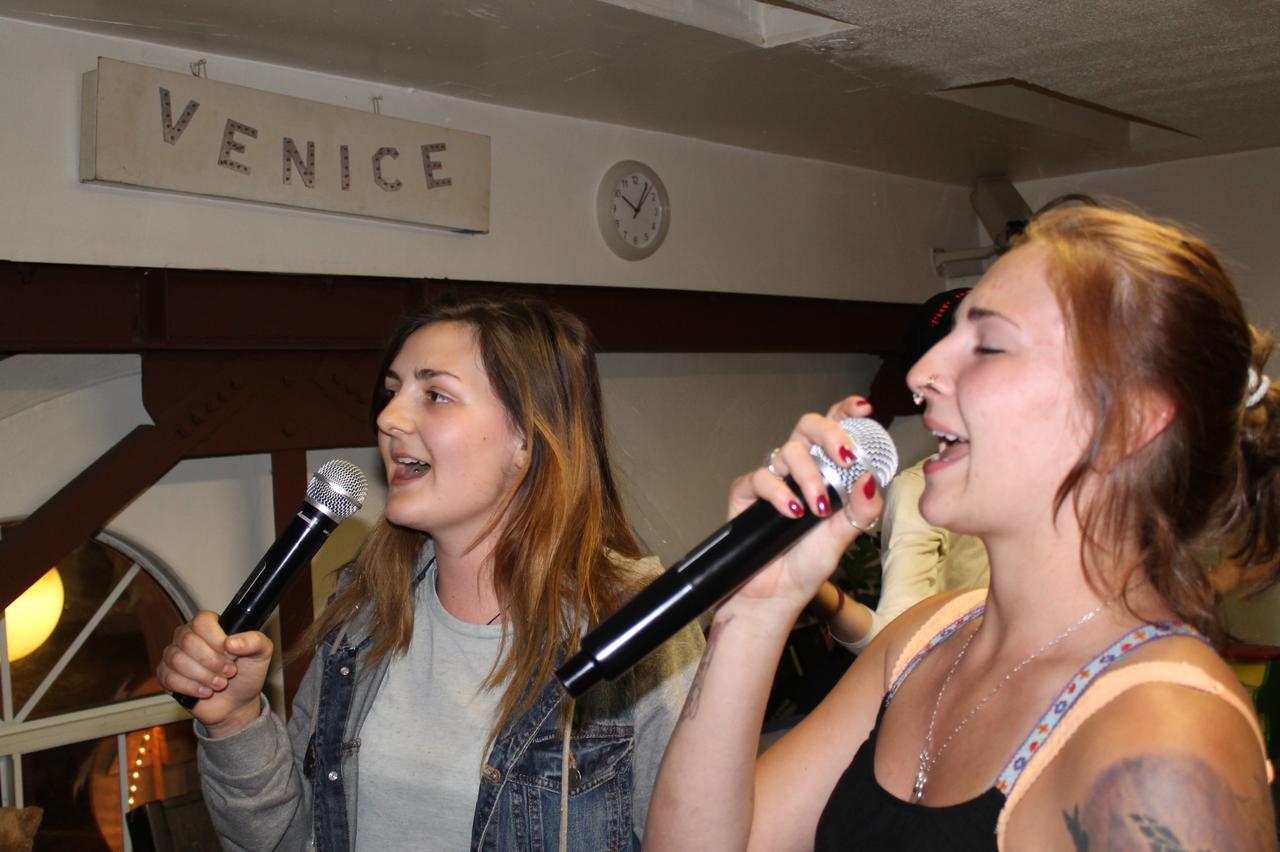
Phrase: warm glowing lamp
[{"left": 5, "top": 568, "right": 64, "bottom": 661}]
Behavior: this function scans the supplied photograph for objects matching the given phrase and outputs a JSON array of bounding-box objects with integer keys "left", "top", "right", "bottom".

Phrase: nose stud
[{"left": 911, "top": 374, "right": 939, "bottom": 407}]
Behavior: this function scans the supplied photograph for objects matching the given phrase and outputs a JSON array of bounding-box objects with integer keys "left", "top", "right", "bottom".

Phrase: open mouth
[
  {"left": 395, "top": 455, "right": 431, "bottom": 478},
  {"left": 931, "top": 429, "right": 969, "bottom": 462}
]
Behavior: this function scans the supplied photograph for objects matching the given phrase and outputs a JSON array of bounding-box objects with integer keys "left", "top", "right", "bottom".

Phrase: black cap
[{"left": 902, "top": 288, "right": 970, "bottom": 369}]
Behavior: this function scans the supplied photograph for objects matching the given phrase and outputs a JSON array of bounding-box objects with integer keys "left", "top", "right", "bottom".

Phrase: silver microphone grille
[
  {"left": 810, "top": 417, "right": 899, "bottom": 499},
  {"left": 307, "top": 459, "right": 369, "bottom": 522}
]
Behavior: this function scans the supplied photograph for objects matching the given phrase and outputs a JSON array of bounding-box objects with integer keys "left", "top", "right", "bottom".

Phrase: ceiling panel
[{"left": 3, "top": 0, "right": 1277, "bottom": 184}]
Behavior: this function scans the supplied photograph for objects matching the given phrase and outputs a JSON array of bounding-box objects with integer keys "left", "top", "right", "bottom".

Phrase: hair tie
[{"left": 1246, "top": 366, "right": 1271, "bottom": 408}]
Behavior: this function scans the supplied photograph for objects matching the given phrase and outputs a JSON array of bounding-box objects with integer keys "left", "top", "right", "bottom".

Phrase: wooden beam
[
  {"left": 0, "top": 260, "right": 920, "bottom": 615},
  {"left": 0, "top": 351, "right": 378, "bottom": 611},
  {"left": 0, "top": 260, "right": 916, "bottom": 355},
  {"left": 0, "top": 425, "right": 183, "bottom": 614}
]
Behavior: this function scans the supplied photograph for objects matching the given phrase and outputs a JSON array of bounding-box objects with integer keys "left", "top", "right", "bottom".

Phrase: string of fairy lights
[{"left": 125, "top": 731, "right": 152, "bottom": 808}]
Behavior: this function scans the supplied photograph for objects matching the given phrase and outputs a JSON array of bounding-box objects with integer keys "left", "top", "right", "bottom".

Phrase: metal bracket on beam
[{"left": 931, "top": 245, "right": 996, "bottom": 277}]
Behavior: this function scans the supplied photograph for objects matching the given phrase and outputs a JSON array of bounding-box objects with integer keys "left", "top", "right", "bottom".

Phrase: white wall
[
  {"left": 1019, "top": 149, "right": 1280, "bottom": 643},
  {"left": 0, "top": 17, "right": 972, "bottom": 303},
  {"left": 598, "top": 351, "right": 880, "bottom": 563},
  {"left": 1018, "top": 147, "right": 1280, "bottom": 336}
]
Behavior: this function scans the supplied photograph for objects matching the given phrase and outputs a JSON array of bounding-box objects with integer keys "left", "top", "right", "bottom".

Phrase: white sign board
[{"left": 81, "top": 58, "right": 490, "bottom": 232}]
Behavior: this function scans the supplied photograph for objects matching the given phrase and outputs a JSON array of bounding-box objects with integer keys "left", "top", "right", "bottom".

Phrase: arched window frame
[{"left": 0, "top": 525, "right": 197, "bottom": 850}]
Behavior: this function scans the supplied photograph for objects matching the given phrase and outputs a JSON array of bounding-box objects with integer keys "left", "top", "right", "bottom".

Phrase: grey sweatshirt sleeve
[{"left": 196, "top": 656, "right": 321, "bottom": 851}]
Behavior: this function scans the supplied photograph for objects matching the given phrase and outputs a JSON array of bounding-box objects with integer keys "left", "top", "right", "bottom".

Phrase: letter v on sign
[{"left": 159, "top": 87, "right": 200, "bottom": 145}]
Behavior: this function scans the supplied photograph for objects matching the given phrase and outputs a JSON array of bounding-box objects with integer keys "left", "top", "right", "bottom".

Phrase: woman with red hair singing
[{"left": 647, "top": 203, "right": 1278, "bottom": 850}]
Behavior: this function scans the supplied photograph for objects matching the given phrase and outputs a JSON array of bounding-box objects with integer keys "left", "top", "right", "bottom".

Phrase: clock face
[
  {"left": 596, "top": 161, "right": 669, "bottom": 260},
  {"left": 610, "top": 171, "right": 665, "bottom": 250}
]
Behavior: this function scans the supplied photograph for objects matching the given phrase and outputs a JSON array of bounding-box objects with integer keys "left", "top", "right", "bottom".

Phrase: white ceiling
[{"left": 4, "top": 0, "right": 1278, "bottom": 185}]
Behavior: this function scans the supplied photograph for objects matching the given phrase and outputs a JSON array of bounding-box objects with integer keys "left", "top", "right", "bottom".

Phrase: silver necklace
[{"left": 910, "top": 603, "right": 1104, "bottom": 804}]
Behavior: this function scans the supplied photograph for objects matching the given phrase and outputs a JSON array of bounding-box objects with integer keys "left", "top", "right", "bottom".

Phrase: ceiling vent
[
  {"left": 933, "top": 79, "right": 1196, "bottom": 151},
  {"left": 595, "top": 0, "right": 855, "bottom": 47}
]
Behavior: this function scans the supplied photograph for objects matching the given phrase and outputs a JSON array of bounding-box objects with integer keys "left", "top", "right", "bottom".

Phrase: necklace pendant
[{"left": 911, "top": 770, "right": 927, "bottom": 803}]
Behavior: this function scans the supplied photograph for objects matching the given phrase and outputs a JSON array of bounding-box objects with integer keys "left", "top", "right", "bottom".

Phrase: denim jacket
[{"left": 197, "top": 546, "right": 703, "bottom": 851}]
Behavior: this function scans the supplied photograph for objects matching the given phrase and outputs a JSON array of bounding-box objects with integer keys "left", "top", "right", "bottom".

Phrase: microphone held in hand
[
  {"left": 172, "top": 459, "right": 368, "bottom": 710},
  {"left": 556, "top": 418, "right": 897, "bottom": 698}
]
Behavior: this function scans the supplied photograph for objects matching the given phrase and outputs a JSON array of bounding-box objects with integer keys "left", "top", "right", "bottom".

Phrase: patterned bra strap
[
  {"left": 994, "top": 640, "right": 1274, "bottom": 848},
  {"left": 994, "top": 620, "right": 1207, "bottom": 798},
  {"left": 886, "top": 589, "right": 988, "bottom": 702}
]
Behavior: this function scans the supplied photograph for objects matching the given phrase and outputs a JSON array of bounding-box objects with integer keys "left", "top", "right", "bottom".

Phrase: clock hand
[
  {"left": 616, "top": 189, "right": 639, "bottom": 214},
  {"left": 633, "top": 183, "right": 651, "bottom": 219}
]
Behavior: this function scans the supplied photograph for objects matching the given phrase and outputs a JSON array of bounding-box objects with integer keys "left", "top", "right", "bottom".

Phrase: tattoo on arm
[
  {"left": 1064, "top": 806, "right": 1212, "bottom": 852},
  {"left": 1059, "top": 754, "right": 1274, "bottom": 852},
  {"left": 1062, "top": 804, "right": 1089, "bottom": 851},
  {"left": 1127, "top": 814, "right": 1203, "bottom": 852},
  {"left": 680, "top": 615, "right": 731, "bottom": 721}
]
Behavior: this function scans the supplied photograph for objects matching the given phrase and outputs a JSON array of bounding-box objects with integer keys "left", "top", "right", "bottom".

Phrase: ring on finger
[
  {"left": 765, "top": 447, "right": 784, "bottom": 480},
  {"left": 843, "top": 502, "right": 879, "bottom": 533}
]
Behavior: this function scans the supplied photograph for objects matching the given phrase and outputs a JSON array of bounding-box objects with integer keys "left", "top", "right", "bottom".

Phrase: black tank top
[
  {"left": 813, "top": 600, "right": 1206, "bottom": 851},
  {"left": 813, "top": 700, "right": 1004, "bottom": 851}
]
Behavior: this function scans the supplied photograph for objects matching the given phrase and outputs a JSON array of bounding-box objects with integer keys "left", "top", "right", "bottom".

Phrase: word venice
[{"left": 81, "top": 58, "right": 491, "bottom": 231}]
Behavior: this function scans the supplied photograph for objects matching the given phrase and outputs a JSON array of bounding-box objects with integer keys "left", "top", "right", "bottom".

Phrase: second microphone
[
  {"left": 556, "top": 417, "right": 898, "bottom": 698},
  {"left": 172, "top": 459, "right": 367, "bottom": 710}
]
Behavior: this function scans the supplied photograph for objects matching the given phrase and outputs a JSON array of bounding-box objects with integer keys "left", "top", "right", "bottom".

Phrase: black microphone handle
[
  {"left": 556, "top": 476, "right": 840, "bottom": 698},
  {"left": 173, "top": 503, "right": 336, "bottom": 710}
]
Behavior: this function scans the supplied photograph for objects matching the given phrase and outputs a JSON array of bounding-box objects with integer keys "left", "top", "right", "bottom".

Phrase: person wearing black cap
[{"left": 810, "top": 288, "right": 989, "bottom": 650}]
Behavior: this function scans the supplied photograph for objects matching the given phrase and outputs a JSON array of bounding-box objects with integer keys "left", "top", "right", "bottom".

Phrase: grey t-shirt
[
  {"left": 355, "top": 561, "right": 503, "bottom": 850},
  {"left": 196, "top": 550, "right": 704, "bottom": 851}
]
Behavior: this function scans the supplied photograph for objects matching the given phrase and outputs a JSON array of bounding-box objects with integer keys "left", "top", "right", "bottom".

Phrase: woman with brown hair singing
[{"left": 160, "top": 295, "right": 703, "bottom": 851}]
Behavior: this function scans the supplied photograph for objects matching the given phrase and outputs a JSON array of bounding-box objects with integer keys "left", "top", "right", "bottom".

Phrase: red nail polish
[
  {"left": 789, "top": 500, "right": 805, "bottom": 517},
  {"left": 816, "top": 495, "right": 830, "bottom": 515},
  {"left": 839, "top": 446, "right": 856, "bottom": 465},
  {"left": 863, "top": 477, "right": 877, "bottom": 499}
]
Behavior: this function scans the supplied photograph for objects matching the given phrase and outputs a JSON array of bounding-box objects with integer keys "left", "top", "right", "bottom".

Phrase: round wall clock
[{"left": 596, "top": 160, "right": 670, "bottom": 260}]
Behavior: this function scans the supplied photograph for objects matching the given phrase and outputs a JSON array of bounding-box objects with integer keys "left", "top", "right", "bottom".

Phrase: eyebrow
[
  {"left": 961, "top": 305, "right": 1020, "bottom": 328},
  {"left": 384, "top": 367, "right": 461, "bottom": 382}
]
